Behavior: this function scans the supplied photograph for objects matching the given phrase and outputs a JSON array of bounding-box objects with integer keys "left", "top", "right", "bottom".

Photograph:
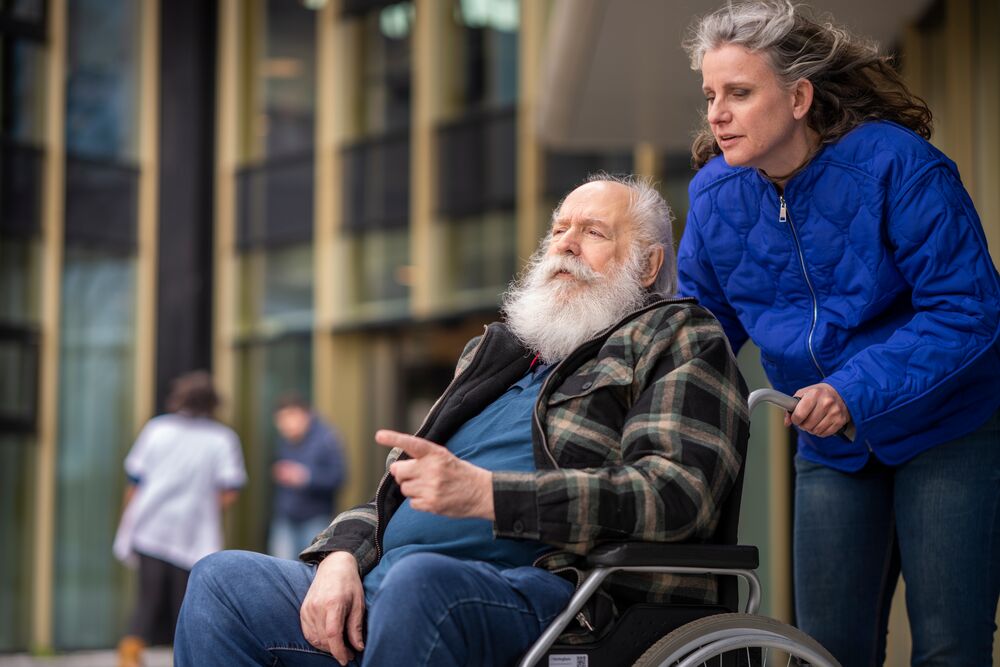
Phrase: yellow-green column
[{"left": 32, "top": 0, "right": 67, "bottom": 651}]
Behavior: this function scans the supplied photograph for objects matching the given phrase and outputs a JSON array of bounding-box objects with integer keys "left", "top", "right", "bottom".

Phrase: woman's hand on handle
[{"left": 785, "top": 382, "right": 852, "bottom": 438}]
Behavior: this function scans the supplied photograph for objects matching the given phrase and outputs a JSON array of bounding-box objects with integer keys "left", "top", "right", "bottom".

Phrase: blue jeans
[
  {"left": 174, "top": 550, "right": 574, "bottom": 666},
  {"left": 269, "top": 516, "right": 333, "bottom": 561},
  {"left": 793, "top": 411, "right": 1000, "bottom": 666}
]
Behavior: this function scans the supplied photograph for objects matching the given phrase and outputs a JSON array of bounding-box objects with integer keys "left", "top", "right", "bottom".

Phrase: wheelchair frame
[{"left": 518, "top": 388, "right": 840, "bottom": 667}]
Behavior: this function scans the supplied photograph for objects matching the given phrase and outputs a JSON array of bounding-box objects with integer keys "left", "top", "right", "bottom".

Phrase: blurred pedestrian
[
  {"left": 113, "top": 371, "right": 247, "bottom": 667},
  {"left": 269, "top": 392, "right": 346, "bottom": 560}
]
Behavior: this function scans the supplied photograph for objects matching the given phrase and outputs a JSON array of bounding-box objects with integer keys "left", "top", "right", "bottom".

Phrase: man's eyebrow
[{"left": 551, "top": 216, "right": 608, "bottom": 227}]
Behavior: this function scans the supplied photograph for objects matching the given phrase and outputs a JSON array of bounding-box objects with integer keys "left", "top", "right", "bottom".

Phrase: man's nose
[{"left": 551, "top": 230, "right": 581, "bottom": 255}]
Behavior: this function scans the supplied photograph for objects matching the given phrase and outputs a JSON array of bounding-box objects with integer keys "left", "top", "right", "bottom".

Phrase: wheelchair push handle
[{"left": 747, "top": 388, "right": 856, "bottom": 442}]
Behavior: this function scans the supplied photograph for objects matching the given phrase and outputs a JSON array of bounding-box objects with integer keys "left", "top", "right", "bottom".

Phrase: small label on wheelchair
[{"left": 548, "top": 656, "right": 587, "bottom": 667}]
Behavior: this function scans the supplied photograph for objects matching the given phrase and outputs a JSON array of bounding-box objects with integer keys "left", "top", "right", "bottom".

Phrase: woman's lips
[{"left": 717, "top": 134, "right": 742, "bottom": 149}]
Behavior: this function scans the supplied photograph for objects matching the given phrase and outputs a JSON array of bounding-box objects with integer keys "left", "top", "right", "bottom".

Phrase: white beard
[{"left": 501, "top": 248, "right": 649, "bottom": 364}]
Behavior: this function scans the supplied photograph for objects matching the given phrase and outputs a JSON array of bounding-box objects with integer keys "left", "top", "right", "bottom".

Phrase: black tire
[{"left": 632, "top": 613, "right": 841, "bottom": 667}]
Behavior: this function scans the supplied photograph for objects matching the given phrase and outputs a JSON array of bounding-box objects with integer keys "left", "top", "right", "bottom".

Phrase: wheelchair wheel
[{"left": 632, "top": 613, "right": 840, "bottom": 667}]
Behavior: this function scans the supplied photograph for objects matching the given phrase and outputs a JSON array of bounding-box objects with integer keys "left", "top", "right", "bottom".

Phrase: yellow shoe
[{"left": 117, "top": 635, "right": 146, "bottom": 667}]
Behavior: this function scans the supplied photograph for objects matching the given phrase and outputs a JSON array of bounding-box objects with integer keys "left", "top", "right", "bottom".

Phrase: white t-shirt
[{"left": 113, "top": 414, "right": 247, "bottom": 570}]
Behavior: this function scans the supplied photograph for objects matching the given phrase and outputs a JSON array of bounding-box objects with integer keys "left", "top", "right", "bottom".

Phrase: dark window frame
[
  {"left": 340, "top": 128, "right": 410, "bottom": 234},
  {"left": 435, "top": 104, "right": 516, "bottom": 219},
  {"left": 63, "top": 151, "right": 140, "bottom": 253},
  {"left": 0, "top": 322, "right": 39, "bottom": 434},
  {"left": 0, "top": 0, "right": 47, "bottom": 43},
  {"left": 0, "top": 137, "right": 43, "bottom": 238},
  {"left": 235, "top": 151, "right": 316, "bottom": 251}
]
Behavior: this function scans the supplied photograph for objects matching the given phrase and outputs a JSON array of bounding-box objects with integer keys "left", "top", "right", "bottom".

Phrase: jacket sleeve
[
  {"left": 298, "top": 446, "right": 405, "bottom": 573},
  {"left": 490, "top": 309, "right": 749, "bottom": 554},
  {"left": 676, "top": 204, "right": 750, "bottom": 355},
  {"left": 823, "top": 163, "right": 1000, "bottom": 445}
]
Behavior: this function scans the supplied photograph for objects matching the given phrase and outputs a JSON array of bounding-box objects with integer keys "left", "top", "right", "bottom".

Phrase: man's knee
[{"left": 190, "top": 550, "right": 256, "bottom": 589}]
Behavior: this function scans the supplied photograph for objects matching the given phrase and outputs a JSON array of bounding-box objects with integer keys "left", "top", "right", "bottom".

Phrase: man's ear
[
  {"left": 792, "top": 78, "right": 814, "bottom": 120},
  {"left": 641, "top": 245, "right": 665, "bottom": 288}
]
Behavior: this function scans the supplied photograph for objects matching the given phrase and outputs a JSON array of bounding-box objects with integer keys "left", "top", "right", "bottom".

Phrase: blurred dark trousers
[{"left": 128, "top": 551, "right": 191, "bottom": 645}]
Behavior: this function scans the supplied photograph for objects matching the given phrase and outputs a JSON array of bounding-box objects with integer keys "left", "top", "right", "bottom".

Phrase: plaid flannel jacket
[{"left": 301, "top": 297, "right": 749, "bottom": 636}]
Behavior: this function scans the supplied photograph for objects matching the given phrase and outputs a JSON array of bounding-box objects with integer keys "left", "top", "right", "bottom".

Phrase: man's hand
[
  {"left": 299, "top": 552, "right": 365, "bottom": 665},
  {"left": 376, "top": 430, "right": 495, "bottom": 520},
  {"left": 273, "top": 460, "right": 310, "bottom": 488},
  {"left": 784, "top": 382, "right": 852, "bottom": 438}
]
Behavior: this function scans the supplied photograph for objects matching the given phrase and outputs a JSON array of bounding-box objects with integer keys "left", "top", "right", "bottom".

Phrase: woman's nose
[{"left": 707, "top": 100, "right": 729, "bottom": 125}]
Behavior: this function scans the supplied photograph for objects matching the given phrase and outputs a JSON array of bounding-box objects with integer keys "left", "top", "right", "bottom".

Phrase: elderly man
[{"left": 174, "top": 175, "right": 749, "bottom": 667}]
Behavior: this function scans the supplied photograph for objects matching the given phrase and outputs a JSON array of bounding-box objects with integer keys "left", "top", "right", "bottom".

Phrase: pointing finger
[{"left": 375, "top": 430, "right": 438, "bottom": 458}]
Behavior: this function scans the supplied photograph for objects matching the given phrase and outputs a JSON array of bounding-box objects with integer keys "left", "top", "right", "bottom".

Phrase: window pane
[
  {"left": 0, "top": 237, "right": 40, "bottom": 323},
  {"left": 54, "top": 248, "right": 136, "bottom": 648},
  {"left": 11, "top": 0, "right": 45, "bottom": 23},
  {"left": 344, "top": 228, "right": 410, "bottom": 318},
  {"left": 232, "top": 337, "right": 312, "bottom": 550},
  {"left": 0, "top": 435, "right": 36, "bottom": 652},
  {"left": 444, "top": 210, "right": 515, "bottom": 300},
  {"left": 65, "top": 0, "right": 140, "bottom": 161},
  {"left": 5, "top": 39, "right": 48, "bottom": 145},
  {"left": 238, "top": 244, "right": 314, "bottom": 336},
  {"left": 341, "top": 131, "right": 409, "bottom": 231},
  {"left": 448, "top": 0, "right": 518, "bottom": 113},
  {"left": 240, "top": 0, "right": 317, "bottom": 161},
  {"left": 236, "top": 156, "right": 315, "bottom": 248},
  {"left": 0, "top": 333, "right": 37, "bottom": 426},
  {"left": 359, "top": 2, "right": 412, "bottom": 136}
]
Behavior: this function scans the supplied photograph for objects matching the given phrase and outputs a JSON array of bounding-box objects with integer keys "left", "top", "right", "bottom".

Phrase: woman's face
[{"left": 701, "top": 44, "right": 811, "bottom": 177}]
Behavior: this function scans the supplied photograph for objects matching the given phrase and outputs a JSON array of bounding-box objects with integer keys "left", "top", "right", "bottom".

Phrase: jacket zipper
[
  {"left": 373, "top": 325, "right": 497, "bottom": 560},
  {"left": 780, "top": 196, "right": 826, "bottom": 378}
]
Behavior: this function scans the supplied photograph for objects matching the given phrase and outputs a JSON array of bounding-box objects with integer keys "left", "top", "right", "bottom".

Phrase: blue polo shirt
[{"left": 363, "top": 364, "right": 554, "bottom": 601}]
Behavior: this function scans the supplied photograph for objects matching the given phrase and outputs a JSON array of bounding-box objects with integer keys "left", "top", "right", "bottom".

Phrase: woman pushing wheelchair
[{"left": 677, "top": 2, "right": 1000, "bottom": 665}]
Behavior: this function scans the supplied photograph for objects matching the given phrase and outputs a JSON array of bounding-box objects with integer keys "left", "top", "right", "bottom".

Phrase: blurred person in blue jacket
[
  {"left": 269, "top": 392, "right": 347, "bottom": 560},
  {"left": 113, "top": 371, "right": 247, "bottom": 667},
  {"left": 677, "top": 2, "right": 1000, "bottom": 665}
]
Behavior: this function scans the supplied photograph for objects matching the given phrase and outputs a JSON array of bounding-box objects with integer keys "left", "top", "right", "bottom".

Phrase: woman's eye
[
  {"left": 588, "top": 229, "right": 605, "bottom": 238},
  {"left": 732, "top": 89, "right": 748, "bottom": 98},
  {"left": 552, "top": 228, "right": 566, "bottom": 236}
]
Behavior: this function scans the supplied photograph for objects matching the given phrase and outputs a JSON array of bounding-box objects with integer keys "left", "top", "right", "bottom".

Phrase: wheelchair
[{"left": 518, "top": 388, "right": 841, "bottom": 667}]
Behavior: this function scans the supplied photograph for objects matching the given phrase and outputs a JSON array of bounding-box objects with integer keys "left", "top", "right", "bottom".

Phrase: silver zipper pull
[
  {"left": 779, "top": 197, "right": 787, "bottom": 223},
  {"left": 575, "top": 612, "right": 595, "bottom": 632}
]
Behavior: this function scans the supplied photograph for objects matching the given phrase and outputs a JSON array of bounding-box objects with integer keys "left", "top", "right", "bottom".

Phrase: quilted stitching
[{"left": 678, "top": 121, "right": 1000, "bottom": 471}]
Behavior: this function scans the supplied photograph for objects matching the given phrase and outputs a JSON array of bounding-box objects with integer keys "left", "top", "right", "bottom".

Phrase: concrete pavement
[{"left": 0, "top": 648, "right": 172, "bottom": 667}]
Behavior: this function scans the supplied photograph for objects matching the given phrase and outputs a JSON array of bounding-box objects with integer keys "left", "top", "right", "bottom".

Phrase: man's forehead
[{"left": 555, "top": 181, "right": 632, "bottom": 222}]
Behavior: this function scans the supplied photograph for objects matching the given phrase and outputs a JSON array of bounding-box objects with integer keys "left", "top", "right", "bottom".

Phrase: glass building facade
[{"left": 0, "top": 0, "right": 997, "bottom": 660}]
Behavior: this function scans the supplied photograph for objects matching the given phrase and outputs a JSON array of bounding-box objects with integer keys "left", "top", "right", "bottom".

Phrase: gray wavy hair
[
  {"left": 550, "top": 173, "right": 677, "bottom": 297},
  {"left": 684, "top": 0, "right": 932, "bottom": 168}
]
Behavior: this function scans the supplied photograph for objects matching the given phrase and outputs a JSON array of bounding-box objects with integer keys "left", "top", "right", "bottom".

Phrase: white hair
[
  {"left": 550, "top": 172, "right": 676, "bottom": 297},
  {"left": 501, "top": 243, "right": 649, "bottom": 364}
]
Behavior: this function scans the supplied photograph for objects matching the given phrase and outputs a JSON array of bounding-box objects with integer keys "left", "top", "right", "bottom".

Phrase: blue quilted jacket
[{"left": 677, "top": 121, "right": 1000, "bottom": 472}]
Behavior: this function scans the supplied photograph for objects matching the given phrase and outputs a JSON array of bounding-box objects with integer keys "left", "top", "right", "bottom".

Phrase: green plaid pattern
[{"left": 301, "top": 299, "right": 749, "bottom": 635}]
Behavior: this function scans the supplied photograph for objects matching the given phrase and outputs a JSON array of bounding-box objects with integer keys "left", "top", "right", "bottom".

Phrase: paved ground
[{"left": 0, "top": 648, "right": 172, "bottom": 667}]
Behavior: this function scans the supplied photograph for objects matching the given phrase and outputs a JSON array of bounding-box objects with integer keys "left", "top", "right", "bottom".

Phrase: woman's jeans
[
  {"left": 794, "top": 411, "right": 1000, "bottom": 666},
  {"left": 174, "top": 550, "right": 574, "bottom": 666}
]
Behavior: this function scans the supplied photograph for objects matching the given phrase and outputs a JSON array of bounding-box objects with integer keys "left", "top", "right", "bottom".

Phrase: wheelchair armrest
[{"left": 584, "top": 542, "right": 759, "bottom": 570}]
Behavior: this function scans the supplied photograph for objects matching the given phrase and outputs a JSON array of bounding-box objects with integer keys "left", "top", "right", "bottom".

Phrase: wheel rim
[{"left": 667, "top": 633, "right": 834, "bottom": 667}]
